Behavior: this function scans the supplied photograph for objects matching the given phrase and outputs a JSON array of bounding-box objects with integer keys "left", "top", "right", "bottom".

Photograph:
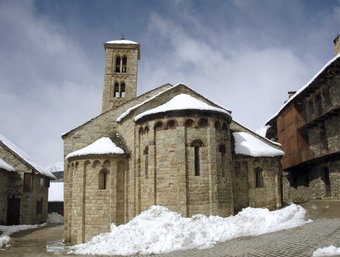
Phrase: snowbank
[
  {"left": 47, "top": 213, "right": 64, "bottom": 224},
  {"left": 233, "top": 132, "right": 284, "bottom": 157},
  {"left": 71, "top": 204, "right": 309, "bottom": 256},
  {"left": 66, "top": 137, "right": 124, "bottom": 159},
  {"left": 313, "top": 245, "right": 340, "bottom": 256},
  {"left": 0, "top": 223, "right": 45, "bottom": 249}
]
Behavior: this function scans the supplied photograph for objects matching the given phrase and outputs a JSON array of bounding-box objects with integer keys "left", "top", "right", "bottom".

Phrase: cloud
[
  {"left": 141, "top": 13, "right": 309, "bottom": 130},
  {"left": 0, "top": 1, "right": 102, "bottom": 166}
]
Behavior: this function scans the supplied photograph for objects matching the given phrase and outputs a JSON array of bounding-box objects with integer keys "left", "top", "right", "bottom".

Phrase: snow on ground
[
  {"left": 47, "top": 213, "right": 64, "bottom": 224},
  {"left": 48, "top": 182, "right": 64, "bottom": 202},
  {"left": 313, "top": 245, "right": 340, "bottom": 256},
  {"left": 233, "top": 132, "right": 284, "bottom": 157},
  {"left": 66, "top": 137, "right": 124, "bottom": 159},
  {"left": 0, "top": 223, "right": 45, "bottom": 249},
  {"left": 70, "top": 204, "right": 309, "bottom": 256}
]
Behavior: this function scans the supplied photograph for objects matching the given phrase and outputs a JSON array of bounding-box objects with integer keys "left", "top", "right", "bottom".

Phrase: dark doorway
[
  {"left": 321, "top": 167, "right": 331, "bottom": 197},
  {"left": 7, "top": 198, "right": 20, "bottom": 225}
]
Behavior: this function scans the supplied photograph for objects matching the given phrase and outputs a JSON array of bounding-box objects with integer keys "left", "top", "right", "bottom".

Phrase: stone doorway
[{"left": 7, "top": 198, "right": 20, "bottom": 225}]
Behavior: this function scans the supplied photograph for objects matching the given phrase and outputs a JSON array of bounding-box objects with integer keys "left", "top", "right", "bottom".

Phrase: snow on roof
[
  {"left": 66, "top": 137, "right": 124, "bottom": 159},
  {"left": 134, "top": 93, "right": 231, "bottom": 121},
  {"left": 46, "top": 161, "right": 64, "bottom": 172},
  {"left": 48, "top": 182, "right": 64, "bottom": 202},
  {"left": 0, "top": 134, "right": 55, "bottom": 179},
  {"left": 117, "top": 86, "right": 173, "bottom": 122},
  {"left": 0, "top": 159, "right": 14, "bottom": 172},
  {"left": 267, "top": 54, "right": 340, "bottom": 124},
  {"left": 233, "top": 132, "right": 284, "bottom": 157},
  {"left": 106, "top": 39, "right": 138, "bottom": 45}
]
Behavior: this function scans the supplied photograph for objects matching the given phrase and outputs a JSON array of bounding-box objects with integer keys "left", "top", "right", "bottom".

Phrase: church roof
[
  {"left": 233, "top": 132, "right": 284, "bottom": 157},
  {"left": 66, "top": 137, "right": 125, "bottom": 159},
  {"left": 106, "top": 39, "right": 139, "bottom": 45},
  {"left": 0, "top": 158, "right": 14, "bottom": 171},
  {"left": 0, "top": 134, "right": 55, "bottom": 179},
  {"left": 134, "top": 93, "right": 231, "bottom": 121}
]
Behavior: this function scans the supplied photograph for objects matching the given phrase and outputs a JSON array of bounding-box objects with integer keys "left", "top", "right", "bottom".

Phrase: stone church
[{"left": 63, "top": 39, "right": 284, "bottom": 244}]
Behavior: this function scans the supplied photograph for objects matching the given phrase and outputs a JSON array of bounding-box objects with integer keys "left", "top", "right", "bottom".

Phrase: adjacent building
[
  {"left": 0, "top": 134, "right": 55, "bottom": 225},
  {"left": 266, "top": 35, "right": 340, "bottom": 202},
  {"left": 63, "top": 39, "right": 284, "bottom": 244}
]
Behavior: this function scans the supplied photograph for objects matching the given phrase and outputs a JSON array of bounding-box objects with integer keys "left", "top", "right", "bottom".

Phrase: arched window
[
  {"left": 184, "top": 119, "right": 194, "bottom": 128},
  {"left": 154, "top": 122, "right": 163, "bottom": 131},
  {"left": 114, "top": 82, "right": 120, "bottom": 98},
  {"left": 167, "top": 120, "right": 177, "bottom": 129},
  {"left": 139, "top": 127, "right": 144, "bottom": 135},
  {"left": 120, "top": 82, "right": 126, "bottom": 97},
  {"left": 222, "top": 123, "right": 228, "bottom": 131},
  {"left": 122, "top": 56, "right": 127, "bottom": 73},
  {"left": 255, "top": 167, "right": 264, "bottom": 188},
  {"left": 215, "top": 121, "right": 221, "bottom": 130},
  {"left": 144, "top": 126, "right": 149, "bottom": 134},
  {"left": 198, "top": 118, "right": 208, "bottom": 128},
  {"left": 99, "top": 169, "right": 109, "bottom": 190},
  {"left": 219, "top": 144, "right": 226, "bottom": 177},
  {"left": 144, "top": 147, "right": 149, "bottom": 179},
  {"left": 191, "top": 140, "right": 204, "bottom": 176},
  {"left": 115, "top": 56, "right": 121, "bottom": 73}
]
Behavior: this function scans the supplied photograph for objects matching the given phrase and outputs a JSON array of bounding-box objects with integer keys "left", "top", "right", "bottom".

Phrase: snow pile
[
  {"left": 0, "top": 159, "right": 14, "bottom": 171},
  {"left": 0, "top": 223, "right": 45, "bottom": 248},
  {"left": 233, "top": 132, "right": 284, "bottom": 157},
  {"left": 0, "top": 134, "right": 55, "bottom": 179},
  {"left": 47, "top": 213, "right": 64, "bottom": 224},
  {"left": 48, "top": 182, "right": 64, "bottom": 202},
  {"left": 313, "top": 245, "right": 340, "bottom": 256},
  {"left": 134, "top": 94, "right": 231, "bottom": 121},
  {"left": 66, "top": 137, "right": 124, "bottom": 159},
  {"left": 71, "top": 204, "right": 309, "bottom": 256}
]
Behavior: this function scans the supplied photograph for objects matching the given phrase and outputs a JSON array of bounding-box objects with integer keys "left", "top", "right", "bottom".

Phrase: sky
[{"left": 0, "top": 0, "right": 339, "bottom": 167}]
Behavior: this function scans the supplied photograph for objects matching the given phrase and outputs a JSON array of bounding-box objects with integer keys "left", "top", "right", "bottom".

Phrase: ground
[{"left": 0, "top": 200, "right": 339, "bottom": 257}]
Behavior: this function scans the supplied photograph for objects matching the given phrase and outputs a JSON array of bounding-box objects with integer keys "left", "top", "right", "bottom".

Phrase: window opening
[
  {"left": 122, "top": 56, "right": 127, "bottom": 73},
  {"left": 120, "top": 82, "right": 126, "bottom": 97},
  {"left": 144, "top": 147, "right": 149, "bottom": 179},
  {"left": 184, "top": 119, "right": 194, "bottom": 128},
  {"left": 99, "top": 169, "right": 108, "bottom": 190},
  {"left": 198, "top": 118, "right": 208, "bottom": 128},
  {"left": 115, "top": 56, "right": 121, "bottom": 72},
  {"left": 23, "top": 173, "right": 33, "bottom": 192},
  {"left": 255, "top": 167, "right": 264, "bottom": 188},
  {"left": 114, "top": 82, "right": 120, "bottom": 98},
  {"left": 191, "top": 140, "right": 204, "bottom": 176}
]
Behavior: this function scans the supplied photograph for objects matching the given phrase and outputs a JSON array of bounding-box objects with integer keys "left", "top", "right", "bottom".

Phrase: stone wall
[
  {"left": 0, "top": 169, "right": 9, "bottom": 224},
  {"left": 0, "top": 144, "right": 49, "bottom": 225},
  {"left": 233, "top": 156, "right": 282, "bottom": 212}
]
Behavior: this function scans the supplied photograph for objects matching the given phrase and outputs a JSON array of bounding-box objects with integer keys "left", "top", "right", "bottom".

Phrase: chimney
[
  {"left": 333, "top": 34, "right": 340, "bottom": 54},
  {"left": 288, "top": 91, "right": 296, "bottom": 99}
]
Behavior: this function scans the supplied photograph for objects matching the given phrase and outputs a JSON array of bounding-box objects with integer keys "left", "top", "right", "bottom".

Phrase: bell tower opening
[{"left": 102, "top": 38, "right": 140, "bottom": 112}]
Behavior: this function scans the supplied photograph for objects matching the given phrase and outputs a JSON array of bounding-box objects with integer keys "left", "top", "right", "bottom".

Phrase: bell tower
[{"left": 102, "top": 39, "right": 140, "bottom": 113}]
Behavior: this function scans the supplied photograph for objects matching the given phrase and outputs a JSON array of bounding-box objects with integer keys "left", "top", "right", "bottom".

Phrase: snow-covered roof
[
  {"left": 117, "top": 86, "right": 173, "bottom": 122},
  {"left": 233, "top": 132, "right": 284, "bottom": 157},
  {"left": 267, "top": 53, "right": 340, "bottom": 124},
  {"left": 66, "top": 137, "right": 125, "bottom": 159},
  {"left": 134, "top": 93, "right": 231, "bottom": 121},
  {"left": 0, "top": 159, "right": 14, "bottom": 172},
  {"left": 106, "top": 39, "right": 138, "bottom": 45},
  {"left": 48, "top": 182, "right": 64, "bottom": 202},
  {"left": 0, "top": 134, "right": 55, "bottom": 179}
]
